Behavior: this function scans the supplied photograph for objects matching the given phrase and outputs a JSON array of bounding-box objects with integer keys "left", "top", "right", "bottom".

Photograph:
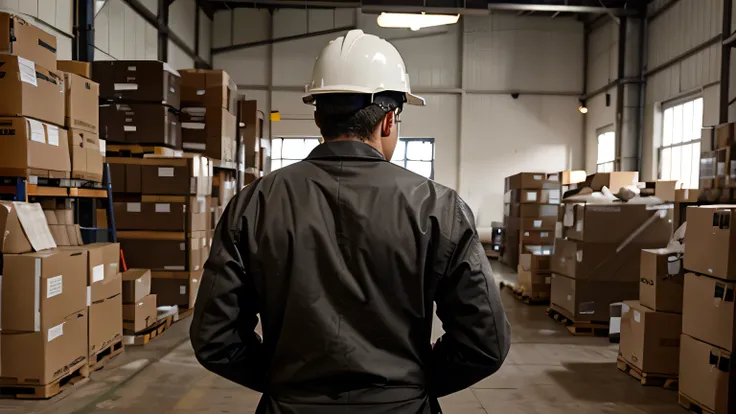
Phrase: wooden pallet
[
  {"left": 678, "top": 392, "right": 715, "bottom": 414},
  {"left": 89, "top": 339, "right": 125, "bottom": 372},
  {"left": 545, "top": 305, "right": 609, "bottom": 337},
  {"left": 616, "top": 356, "right": 678, "bottom": 390},
  {"left": 499, "top": 281, "right": 549, "bottom": 305},
  {"left": 106, "top": 144, "right": 183, "bottom": 159},
  {"left": 123, "top": 314, "right": 175, "bottom": 346},
  {"left": 0, "top": 363, "right": 89, "bottom": 400}
]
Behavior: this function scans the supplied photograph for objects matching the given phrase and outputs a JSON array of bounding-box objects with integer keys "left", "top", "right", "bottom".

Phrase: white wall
[
  {"left": 0, "top": 0, "right": 73, "bottom": 61},
  {"left": 94, "top": 0, "right": 212, "bottom": 68},
  {"left": 642, "top": 0, "right": 722, "bottom": 180},
  {"left": 212, "top": 9, "right": 585, "bottom": 226}
]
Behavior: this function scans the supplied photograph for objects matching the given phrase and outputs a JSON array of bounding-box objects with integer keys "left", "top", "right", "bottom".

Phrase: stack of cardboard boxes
[
  {"left": 678, "top": 205, "right": 735, "bottom": 413},
  {"left": 700, "top": 123, "right": 736, "bottom": 200},
  {"left": 618, "top": 247, "right": 684, "bottom": 380},
  {"left": 95, "top": 61, "right": 182, "bottom": 149},
  {"left": 502, "top": 173, "right": 560, "bottom": 270},
  {"left": 550, "top": 172, "right": 672, "bottom": 324},
  {"left": 0, "top": 12, "right": 70, "bottom": 180},
  {"left": 0, "top": 203, "right": 81, "bottom": 388},
  {"left": 239, "top": 99, "right": 265, "bottom": 185},
  {"left": 122, "top": 269, "right": 157, "bottom": 335}
]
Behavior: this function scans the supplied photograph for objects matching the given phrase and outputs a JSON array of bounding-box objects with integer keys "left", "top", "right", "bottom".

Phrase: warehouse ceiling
[{"left": 205, "top": 0, "right": 642, "bottom": 16}]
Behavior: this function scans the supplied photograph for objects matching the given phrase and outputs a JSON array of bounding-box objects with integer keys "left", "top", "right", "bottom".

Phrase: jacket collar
[{"left": 306, "top": 140, "right": 386, "bottom": 161}]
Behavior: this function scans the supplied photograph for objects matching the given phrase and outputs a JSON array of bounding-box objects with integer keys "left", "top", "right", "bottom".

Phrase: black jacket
[{"left": 190, "top": 140, "right": 510, "bottom": 414}]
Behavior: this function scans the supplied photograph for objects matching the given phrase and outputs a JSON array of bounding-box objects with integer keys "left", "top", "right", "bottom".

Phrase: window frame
[
  {"left": 596, "top": 125, "right": 616, "bottom": 173},
  {"left": 270, "top": 137, "right": 436, "bottom": 179},
  {"left": 657, "top": 96, "right": 703, "bottom": 189}
]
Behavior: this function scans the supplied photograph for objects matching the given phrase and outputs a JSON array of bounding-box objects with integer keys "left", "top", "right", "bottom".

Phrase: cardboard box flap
[{"left": 0, "top": 202, "right": 56, "bottom": 253}]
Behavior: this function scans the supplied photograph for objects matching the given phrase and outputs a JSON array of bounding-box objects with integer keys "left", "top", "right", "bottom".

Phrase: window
[
  {"left": 597, "top": 128, "right": 616, "bottom": 172},
  {"left": 271, "top": 138, "right": 436, "bottom": 179},
  {"left": 659, "top": 98, "right": 702, "bottom": 189}
]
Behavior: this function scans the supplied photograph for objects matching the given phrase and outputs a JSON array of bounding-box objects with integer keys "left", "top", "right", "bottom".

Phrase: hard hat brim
[{"left": 303, "top": 89, "right": 426, "bottom": 106}]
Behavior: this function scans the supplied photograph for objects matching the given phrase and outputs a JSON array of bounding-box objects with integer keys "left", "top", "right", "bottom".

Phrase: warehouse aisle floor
[{"left": 3, "top": 262, "right": 680, "bottom": 414}]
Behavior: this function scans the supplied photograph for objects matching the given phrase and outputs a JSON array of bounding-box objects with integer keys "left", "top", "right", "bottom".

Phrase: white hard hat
[{"left": 303, "top": 29, "right": 425, "bottom": 106}]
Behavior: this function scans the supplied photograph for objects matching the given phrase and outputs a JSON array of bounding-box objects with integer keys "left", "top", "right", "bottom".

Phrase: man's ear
[
  {"left": 314, "top": 113, "right": 321, "bottom": 129},
  {"left": 380, "top": 112, "right": 394, "bottom": 137}
]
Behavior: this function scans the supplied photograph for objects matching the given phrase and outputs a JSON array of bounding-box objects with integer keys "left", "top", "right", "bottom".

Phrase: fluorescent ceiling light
[{"left": 377, "top": 12, "right": 460, "bottom": 31}]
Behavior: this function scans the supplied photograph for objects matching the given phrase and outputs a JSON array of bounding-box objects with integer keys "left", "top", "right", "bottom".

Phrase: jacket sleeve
[
  {"left": 190, "top": 180, "right": 267, "bottom": 391},
  {"left": 429, "top": 196, "right": 511, "bottom": 398}
]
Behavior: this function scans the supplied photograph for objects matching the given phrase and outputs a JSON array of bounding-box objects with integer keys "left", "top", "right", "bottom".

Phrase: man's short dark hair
[{"left": 315, "top": 92, "right": 404, "bottom": 141}]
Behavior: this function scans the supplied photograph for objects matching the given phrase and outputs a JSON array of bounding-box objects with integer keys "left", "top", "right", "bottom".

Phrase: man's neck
[{"left": 327, "top": 136, "right": 384, "bottom": 157}]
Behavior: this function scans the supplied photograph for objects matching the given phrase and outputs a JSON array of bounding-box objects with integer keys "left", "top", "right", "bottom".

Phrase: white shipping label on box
[
  {"left": 100, "top": 139, "right": 107, "bottom": 155},
  {"left": 545, "top": 276, "right": 551, "bottom": 284},
  {"left": 533, "top": 220, "right": 542, "bottom": 228},
  {"left": 563, "top": 204, "right": 575, "bottom": 227},
  {"left": 196, "top": 89, "right": 205, "bottom": 95},
  {"left": 576, "top": 250, "right": 583, "bottom": 262},
  {"left": 524, "top": 232, "right": 530, "bottom": 237},
  {"left": 48, "top": 322, "right": 64, "bottom": 342},
  {"left": 18, "top": 56, "right": 38, "bottom": 86},
  {"left": 633, "top": 310, "right": 641, "bottom": 323},
  {"left": 180, "top": 242, "right": 186, "bottom": 250},
  {"left": 127, "top": 202, "right": 141, "bottom": 213},
  {"left": 114, "top": 83, "right": 138, "bottom": 91},
  {"left": 541, "top": 232, "right": 549, "bottom": 237},
  {"left": 182, "top": 122, "right": 206, "bottom": 130},
  {"left": 526, "top": 192, "right": 538, "bottom": 202},
  {"left": 576, "top": 220, "right": 583, "bottom": 232},
  {"left": 28, "top": 119, "right": 46, "bottom": 143},
  {"left": 202, "top": 238, "right": 206, "bottom": 247},
  {"left": 155, "top": 203, "right": 171, "bottom": 213},
  {"left": 158, "top": 167, "right": 175, "bottom": 177},
  {"left": 47, "top": 275, "right": 63, "bottom": 298},
  {"left": 127, "top": 66, "right": 137, "bottom": 71},
  {"left": 92, "top": 264, "right": 104, "bottom": 283},
  {"left": 533, "top": 175, "right": 542, "bottom": 180},
  {"left": 123, "top": 125, "right": 137, "bottom": 132},
  {"left": 180, "top": 286, "right": 186, "bottom": 295},
  {"left": 183, "top": 142, "right": 207, "bottom": 151},
  {"left": 46, "top": 125, "right": 59, "bottom": 146}
]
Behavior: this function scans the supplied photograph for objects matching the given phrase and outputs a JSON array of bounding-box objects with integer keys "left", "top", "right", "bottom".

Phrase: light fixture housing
[
  {"left": 578, "top": 105, "right": 588, "bottom": 114},
  {"left": 376, "top": 12, "right": 460, "bottom": 31}
]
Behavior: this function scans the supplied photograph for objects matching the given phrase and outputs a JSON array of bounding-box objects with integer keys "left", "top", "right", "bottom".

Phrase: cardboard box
[
  {"left": 122, "top": 294, "right": 157, "bottom": 333},
  {"left": 0, "top": 56, "right": 65, "bottom": 126},
  {"left": 716, "top": 122, "right": 734, "bottom": 149},
  {"left": 62, "top": 243, "right": 121, "bottom": 302},
  {"left": 69, "top": 128, "right": 103, "bottom": 182},
  {"left": 585, "top": 172, "right": 639, "bottom": 191},
  {"left": 551, "top": 238, "right": 654, "bottom": 281},
  {"left": 239, "top": 100, "right": 262, "bottom": 168},
  {"left": 99, "top": 103, "right": 181, "bottom": 148},
  {"left": 563, "top": 204, "right": 672, "bottom": 245},
  {"left": 151, "top": 270, "right": 202, "bottom": 309},
  {"left": 181, "top": 107, "right": 237, "bottom": 162},
  {"left": 679, "top": 334, "right": 731, "bottom": 414},
  {"left": 505, "top": 203, "right": 559, "bottom": 218},
  {"left": 682, "top": 272, "right": 734, "bottom": 352},
  {"left": 506, "top": 173, "right": 558, "bottom": 190},
  {"left": 1, "top": 309, "right": 87, "bottom": 385},
  {"left": 517, "top": 269, "right": 551, "bottom": 300},
  {"left": 638, "top": 180, "right": 677, "bottom": 201},
  {"left": 0, "top": 13, "right": 57, "bottom": 70},
  {"left": 141, "top": 157, "right": 211, "bottom": 196},
  {"left": 639, "top": 248, "right": 684, "bottom": 313},
  {"left": 619, "top": 301, "right": 682, "bottom": 375},
  {"left": 108, "top": 162, "right": 142, "bottom": 194},
  {"left": 2, "top": 249, "right": 88, "bottom": 332},
  {"left": 519, "top": 250, "right": 551, "bottom": 273},
  {"left": 113, "top": 200, "right": 208, "bottom": 232},
  {"left": 0, "top": 202, "right": 56, "bottom": 254},
  {"left": 550, "top": 273, "right": 639, "bottom": 322},
  {"left": 519, "top": 229, "right": 554, "bottom": 245},
  {"left": 675, "top": 189, "right": 699, "bottom": 202},
  {"left": 552, "top": 170, "right": 587, "bottom": 185},
  {"left": 505, "top": 189, "right": 560, "bottom": 204},
  {"left": 89, "top": 294, "right": 122, "bottom": 358},
  {"left": 57, "top": 60, "right": 92, "bottom": 79},
  {"left": 92, "top": 60, "right": 180, "bottom": 108},
  {"left": 118, "top": 231, "right": 205, "bottom": 271},
  {"left": 179, "top": 69, "right": 238, "bottom": 113},
  {"left": 0, "top": 117, "right": 71, "bottom": 178},
  {"left": 62, "top": 72, "right": 98, "bottom": 134},
  {"left": 216, "top": 172, "right": 238, "bottom": 207},
  {"left": 684, "top": 205, "right": 736, "bottom": 280},
  {"left": 122, "top": 269, "right": 152, "bottom": 304}
]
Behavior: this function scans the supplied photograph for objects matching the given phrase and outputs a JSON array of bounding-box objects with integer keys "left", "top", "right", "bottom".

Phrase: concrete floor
[{"left": 2, "top": 262, "right": 682, "bottom": 414}]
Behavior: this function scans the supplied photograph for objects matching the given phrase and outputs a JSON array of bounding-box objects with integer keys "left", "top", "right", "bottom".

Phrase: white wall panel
[
  {"left": 212, "top": 9, "right": 232, "bottom": 48},
  {"left": 168, "top": 40, "right": 195, "bottom": 69},
  {"left": 464, "top": 14, "right": 583, "bottom": 93},
  {"left": 648, "top": 0, "right": 720, "bottom": 69},
  {"left": 214, "top": 47, "right": 270, "bottom": 86},
  {"left": 94, "top": 0, "right": 158, "bottom": 61},
  {"left": 463, "top": 94, "right": 583, "bottom": 225},
  {"left": 234, "top": 8, "right": 270, "bottom": 43},
  {"left": 584, "top": 92, "right": 616, "bottom": 173},
  {"left": 587, "top": 20, "right": 618, "bottom": 92},
  {"left": 199, "top": 9, "right": 212, "bottom": 63},
  {"left": 170, "top": 0, "right": 196, "bottom": 50}
]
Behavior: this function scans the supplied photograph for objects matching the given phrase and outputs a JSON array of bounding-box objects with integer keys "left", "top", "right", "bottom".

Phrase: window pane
[
  {"left": 693, "top": 98, "right": 703, "bottom": 139},
  {"left": 681, "top": 143, "right": 692, "bottom": 189},
  {"left": 271, "top": 159, "right": 282, "bottom": 171},
  {"left": 391, "top": 160, "right": 404, "bottom": 167},
  {"left": 683, "top": 101, "right": 694, "bottom": 143},
  {"left": 281, "top": 159, "right": 299, "bottom": 168},
  {"left": 282, "top": 139, "right": 304, "bottom": 159},
  {"left": 304, "top": 138, "right": 320, "bottom": 154},
  {"left": 691, "top": 142, "right": 700, "bottom": 189},
  {"left": 671, "top": 145, "right": 682, "bottom": 183},
  {"left": 407, "top": 141, "right": 433, "bottom": 161},
  {"left": 672, "top": 105, "right": 683, "bottom": 144},
  {"left": 661, "top": 148, "right": 672, "bottom": 180},
  {"left": 272, "top": 139, "right": 283, "bottom": 159},
  {"left": 406, "top": 161, "right": 432, "bottom": 178},
  {"left": 597, "top": 131, "right": 615, "bottom": 164},
  {"left": 663, "top": 108, "right": 673, "bottom": 146},
  {"left": 392, "top": 140, "right": 406, "bottom": 162}
]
